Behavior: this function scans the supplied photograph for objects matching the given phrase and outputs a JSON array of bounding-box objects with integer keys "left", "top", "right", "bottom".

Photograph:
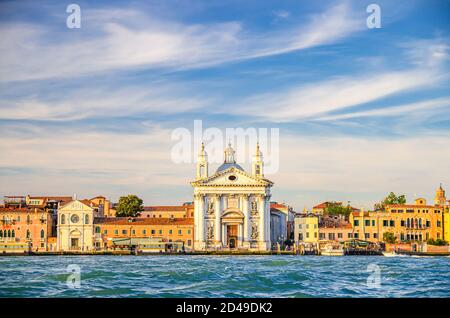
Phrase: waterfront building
[
  {"left": 294, "top": 213, "right": 319, "bottom": 243},
  {"left": 139, "top": 203, "right": 194, "bottom": 219},
  {"left": 0, "top": 206, "right": 53, "bottom": 251},
  {"left": 57, "top": 199, "right": 99, "bottom": 251},
  {"left": 270, "top": 202, "right": 295, "bottom": 245},
  {"left": 318, "top": 223, "right": 353, "bottom": 242},
  {"left": 312, "top": 201, "right": 360, "bottom": 215},
  {"left": 350, "top": 197, "right": 444, "bottom": 243},
  {"left": 94, "top": 217, "right": 194, "bottom": 251},
  {"left": 89, "top": 196, "right": 116, "bottom": 217},
  {"left": 191, "top": 143, "right": 273, "bottom": 251}
]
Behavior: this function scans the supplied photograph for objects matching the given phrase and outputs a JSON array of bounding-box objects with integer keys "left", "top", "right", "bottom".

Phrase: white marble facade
[{"left": 191, "top": 143, "right": 273, "bottom": 251}]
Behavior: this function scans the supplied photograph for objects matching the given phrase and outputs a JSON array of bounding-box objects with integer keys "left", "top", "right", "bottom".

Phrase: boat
[
  {"left": 320, "top": 244, "right": 344, "bottom": 256},
  {"left": 382, "top": 251, "right": 398, "bottom": 257}
]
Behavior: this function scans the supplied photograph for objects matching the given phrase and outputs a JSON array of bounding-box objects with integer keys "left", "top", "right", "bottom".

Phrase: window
[
  {"left": 12, "top": 230, "right": 15, "bottom": 238},
  {"left": 383, "top": 220, "right": 388, "bottom": 227},
  {"left": 365, "top": 233, "right": 370, "bottom": 239},
  {"left": 306, "top": 232, "right": 309, "bottom": 238},
  {"left": 114, "top": 229, "right": 118, "bottom": 235},
  {"left": 104, "top": 230, "right": 108, "bottom": 234},
  {"left": 401, "top": 220, "right": 405, "bottom": 227},
  {"left": 187, "top": 240, "right": 192, "bottom": 246},
  {"left": 26, "top": 230, "right": 30, "bottom": 239},
  {"left": 142, "top": 230, "right": 147, "bottom": 235},
  {"left": 298, "top": 224, "right": 302, "bottom": 229},
  {"left": 159, "top": 230, "right": 163, "bottom": 234},
  {"left": 373, "top": 233, "right": 378, "bottom": 239},
  {"left": 84, "top": 215, "right": 89, "bottom": 224},
  {"left": 169, "top": 230, "right": 173, "bottom": 234},
  {"left": 328, "top": 233, "right": 335, "bottom": 240},
  {"left": 151, "top": 230, "right": 155, "bottom": 235},
  {"left": 61, "top": 214, "right": 65, "bottom": 225},
  {"left": 372, "top": 220, "right": 375, "bottom": 226},
  {"left": 365, "top": 220, "right": 370, "bottom": 226},
  {"left": 306, "top": 224, "right": 309, "bottom": 229},
  {"left": 122, "top": 230, "right": 127, "bottom": 235},
  {"left": 319, "top": 233, "right": 325, "bottom": 239},
  {"left": 40, "top": 229, "right": 44, "bottom": 238},
  {"left": 354, "top": 233, "right": 359, "bottom": 239},
  {"left": 348, "top": 233, "right": 353, "bottom": 238},
  {"left": 354, "top": 220, "right": 359, "bottom": 226},
  {"left": 338, "top": 233, "right": 343, "bottom": 239},
  {"left": 95, "top": 227, "right": 100, "bottom": 233},
  {"left": 178, "top": 230, "right": 182, "bottom": 235},
  {"left": 437, "top": 221, "right": 441, "bottom": 227},
  {"left": 132, "top": 230, "right": 135, "bottom": 235},
  {"left": 314, "top": 232, "right": 317, "bottom": 238},
  {"left": 187, "top": 230, "right": 191, "bottom": 234},
  {"left": 299, "top": 233, "right": 303, "bottom": 241},
  {"left": 390, "top": 220, "right": 395, "bottom": 227}
]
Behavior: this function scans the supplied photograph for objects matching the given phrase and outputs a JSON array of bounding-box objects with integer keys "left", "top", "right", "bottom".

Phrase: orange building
[
  {"left": 94, "top": 217, "right": 194, "bottom": 251},
  {"left": 0, "top": 206, "right": 53, "bottom": 251},
  {"left": 139, "top": 203, "right": 194, "bottom": 218}
]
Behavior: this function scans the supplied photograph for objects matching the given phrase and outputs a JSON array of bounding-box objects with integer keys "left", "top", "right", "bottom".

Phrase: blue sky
[{"left": 0, "top": 0, "right": 449, "bottom": 210}]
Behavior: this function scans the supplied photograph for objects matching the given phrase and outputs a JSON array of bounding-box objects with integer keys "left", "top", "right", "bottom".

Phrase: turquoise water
[{"left": 0, "top": 255, "right": 449, "bottom": 297}]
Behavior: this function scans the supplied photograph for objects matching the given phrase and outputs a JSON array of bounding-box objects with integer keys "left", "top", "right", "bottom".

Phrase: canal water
[{"left": 0, "top": 255, "right": 449, "bottom": 297}]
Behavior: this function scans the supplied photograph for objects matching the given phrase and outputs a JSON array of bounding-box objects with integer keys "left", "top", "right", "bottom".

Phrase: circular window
[
  {"left": 71, "top": 214, "right": 79, "bottom": 223},
  {"left": 228, "top": 175, "right": 237, "bottom": 181}
]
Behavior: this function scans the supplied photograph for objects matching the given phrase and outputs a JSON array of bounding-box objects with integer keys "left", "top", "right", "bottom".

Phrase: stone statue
[
  {"left": 207, "top": 223, "right": 214, "bottom": 240},
  {"left": 251, "top": 223, "right": 259, "bottom": 240},
  {"left": 208, "top": 200, "right": 215, "bottom": 215},
  {"left": 251, "top": 200, "right": 258, "bottom": 215}
]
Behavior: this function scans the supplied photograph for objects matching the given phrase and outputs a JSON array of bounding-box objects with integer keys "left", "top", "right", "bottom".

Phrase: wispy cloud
[
  {"left": 228, "top": 39, "right": 449, "bottom": 122},
  {"left": 0, "top": 3, "right": 363, "bottom": 82}
]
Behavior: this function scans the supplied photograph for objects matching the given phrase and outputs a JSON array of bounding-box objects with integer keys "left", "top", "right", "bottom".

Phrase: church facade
[{"left": 191, "top": 143, "right": 273, "bottom": 251}]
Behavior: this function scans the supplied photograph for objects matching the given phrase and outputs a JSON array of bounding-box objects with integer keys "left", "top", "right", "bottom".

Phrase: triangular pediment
[
  {"left": 191, "top": 167, "right": 273, "bottom": 187},
  {"left": 59, "top": 200, "right": 93, "bottom": 212}
]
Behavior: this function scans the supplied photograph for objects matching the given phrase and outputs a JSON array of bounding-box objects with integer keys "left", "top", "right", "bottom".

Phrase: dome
[{"left": 216, "top": 162, "right": 245, "bottom": 173}]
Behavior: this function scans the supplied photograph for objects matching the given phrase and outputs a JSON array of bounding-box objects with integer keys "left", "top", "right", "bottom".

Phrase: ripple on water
[{"left": 0, "top": 255, "right": 449, "bottom": 298}]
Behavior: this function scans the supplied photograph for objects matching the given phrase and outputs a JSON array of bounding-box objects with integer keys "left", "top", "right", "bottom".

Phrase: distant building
[
  {"left": 94, "top": 217, "right": 194, "bottom": 251},
  {"left": 57, "top": 199, "right": 98, "bottom": 252},
  {"left": 270, "top": 202, "right": 295, "bottom": 245},
  {"left": 350, "top": 194, "right": 445, "bottom": 243},
  {"left": 139, "top": 204, "right": 194, "bottom": 219},
  {"left": 294, "top": 213, "right": 318, "bottom": 243},
  {"left": 0, "top": 206, "right": 53, "bottom": 251},
  {"left": 312, "top": 201, "right": 359, "bottom": 215}
]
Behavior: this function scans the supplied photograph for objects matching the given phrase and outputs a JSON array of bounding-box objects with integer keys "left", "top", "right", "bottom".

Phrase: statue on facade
[
  {"left": 208, "top": 200, "right": 215, "bottom": 215},
  {"left": 207, "top": 223, "right": 214, "bottom": 240},
  {"left": 251, "top": 222, "right": 259, "bottom": 240},
  {"left": 251, "top": 200, "right": 258, "bottom": 216}
]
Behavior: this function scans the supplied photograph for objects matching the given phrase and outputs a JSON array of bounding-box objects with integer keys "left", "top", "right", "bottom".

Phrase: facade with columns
[{"left": 191, "top": 143, "right": 273, "bottom": 251}]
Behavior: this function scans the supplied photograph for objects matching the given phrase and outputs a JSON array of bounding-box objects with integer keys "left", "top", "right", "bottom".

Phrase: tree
[
  {"left": 427, "top": 238, "right": 446, "bottom": 246},
  {"left": 383, "top": 232, "right": 397, "bottom": 244},
  {"left": 374, "top": 192, "right": 406, "bottom": 211},
  {"left": 324, "top": 202, "right": 352, "bottom": 218},
  {"left": 116, "top": 195, "right": 143, "bottom": 217}
]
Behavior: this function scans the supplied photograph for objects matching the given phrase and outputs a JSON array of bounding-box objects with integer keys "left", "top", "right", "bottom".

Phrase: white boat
[
  {"left": 382, "top": 251, "right": 397, "bottom": 257},
  {"left": 321, "top": 244, "right": 344, "bottom": 256}
]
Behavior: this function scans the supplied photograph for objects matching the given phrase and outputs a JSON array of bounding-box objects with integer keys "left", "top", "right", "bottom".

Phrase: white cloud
[{"left": 0, "top": 3, "right": 363, "bottom": 82}]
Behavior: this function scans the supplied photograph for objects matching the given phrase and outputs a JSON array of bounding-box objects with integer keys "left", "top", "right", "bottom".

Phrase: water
[{"left": 0, "top": 255, "right": 449, "bottom": 297}]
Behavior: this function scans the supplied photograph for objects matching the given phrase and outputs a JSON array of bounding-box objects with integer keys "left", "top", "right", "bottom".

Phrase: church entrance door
[{"left": 227, "top": 224, "right": 238, "bottom": 249}]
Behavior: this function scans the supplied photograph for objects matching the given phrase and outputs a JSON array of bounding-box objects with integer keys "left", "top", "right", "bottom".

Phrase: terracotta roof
[
  {"left": 94, "top": 217, "right": 194, "bottom": 225},
  {"left": 143, "top": 206, "right": 188, "bottom": 211},
  {"left": 386, "top": 204, "right": 440, "bottom": 209},
  {"left": 28, "top": 196, "right": 72, "bottom": 201},
  {"left": 0, "top": 207, "right": 45, "bottom": 213},
  {"left": 79, "top": 199, "right": 99, "bottom": 207},
  {"left": 270, "top": 203, "right": 288, "bottom": 209}
]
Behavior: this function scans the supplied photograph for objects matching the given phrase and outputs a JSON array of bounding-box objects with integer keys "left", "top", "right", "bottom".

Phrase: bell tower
[
  {"left": 196, "top": 142, "right": 208, "bottom": 180},
  {"left": 435, "top": 183, "right": 446, "bottom": 206},
  {"left": 252, "top": 142, "right": 264, "bottom": 179}
]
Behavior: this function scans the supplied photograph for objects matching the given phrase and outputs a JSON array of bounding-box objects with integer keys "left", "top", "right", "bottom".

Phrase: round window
[
  {"left": 71, "top": 214, "right": 79, "bottom": 223},
  {"left": 228, "top": 175, "right": 237, "bottom": 181}
]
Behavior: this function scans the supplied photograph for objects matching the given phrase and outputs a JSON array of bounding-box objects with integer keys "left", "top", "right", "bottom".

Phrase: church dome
[
  {"left": 216, "top": 162, "right": 245, "bottom": 173},
  {"left": 216, "top": 142, "right": 245, "bottom": 173}
]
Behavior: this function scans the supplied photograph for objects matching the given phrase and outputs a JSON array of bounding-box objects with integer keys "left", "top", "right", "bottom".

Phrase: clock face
[{"left": 71, "top": 214, "right": 79, "bottom": 223}]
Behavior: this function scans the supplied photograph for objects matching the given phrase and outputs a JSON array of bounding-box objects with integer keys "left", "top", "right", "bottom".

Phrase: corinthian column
[
  {"left": 198, "top": 194, "right": 205, "bottom": 246},
  {"left": 215, "top": 194, "right": 221, "bottom": 246},
  {"left": 259, "top": 195, "right": 266, "bottom": 243},
  {"left": 243, "top": 194, "right": 250, "bottom": 243}
]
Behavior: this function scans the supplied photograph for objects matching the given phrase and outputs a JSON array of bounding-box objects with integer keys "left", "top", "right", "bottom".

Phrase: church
[{"left": 191, "top": 142, "right": 274, "bottom": 251}]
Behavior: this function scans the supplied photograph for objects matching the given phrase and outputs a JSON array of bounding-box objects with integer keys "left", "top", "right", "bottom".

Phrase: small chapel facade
[{"left": 191, "top": 142, "right": 273, "bottom": 251}]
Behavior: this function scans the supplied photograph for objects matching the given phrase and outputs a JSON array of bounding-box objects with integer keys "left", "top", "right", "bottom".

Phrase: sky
[{"left": 0, "top": 0, "right": 449, "bottom": 211}]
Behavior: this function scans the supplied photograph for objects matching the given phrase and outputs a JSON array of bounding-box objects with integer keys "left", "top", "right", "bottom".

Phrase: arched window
[
  {"left": 40, "top": 229, "right": 45, "bottom": 238},
  {"left": 26, "top": 215, "right": 31, "bottom": 223},
  {"left": 7, "top": 230, "right": 11, "bottom": 237},
  {"left": 11, "top": 230, "right": 15, "bottom": 238},
  {"left": 0, "top": 230, "right": 2, "bottom": 238},
  {"left": 26, "top": 230, "right": 30, "bottom": 239},
  {"left": 85, "top": 214, "right": 89, "bottom": 224},
  {"left": 61, "top": 214, "right": 65, "bottom": 225},
  {"left": 3, "top": 230, "right": 6, "bottom": 237}
]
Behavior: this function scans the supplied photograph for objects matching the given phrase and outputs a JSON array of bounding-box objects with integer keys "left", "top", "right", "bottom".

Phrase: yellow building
[
  {"left": 350, "top": 197, "right": 445, "bottom": 243},
  {"left": 294, "top": 214, "right": 319, "bottom": 243}
]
